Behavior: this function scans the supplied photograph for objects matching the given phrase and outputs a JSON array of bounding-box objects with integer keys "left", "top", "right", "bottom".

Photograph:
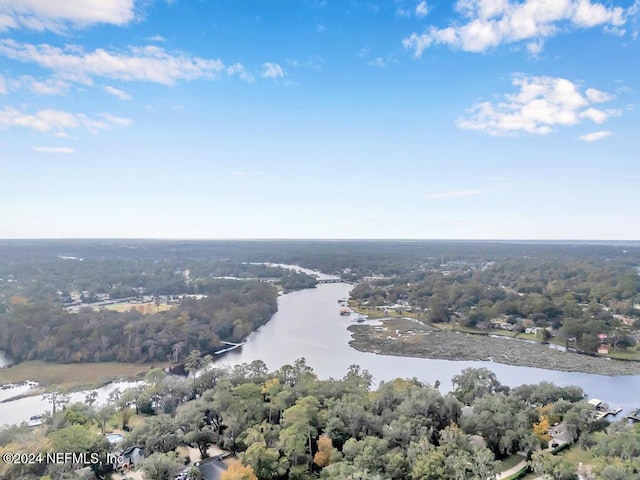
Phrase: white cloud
[
  {"left": 526, "top": 39, "right": 544, "bottom": 56},
  {"left": 0, "top": 40, "right": 226, "bottom": 86},
  {"left": 100, "top": 113, "right": 132, "bottom": 126},
  {"left": 261, "top": 62, "right": 285, "bottom": 79},
  {"left": 578, "top": 130, "right": 613, "bottom": 142},
  {"left": 104, "top": 85, "right": 131, "bottom": 100},
  {"left": 24, "top": 76, "right": 69, "bottom": 95},
  {"left": 147, "top": 35, "right": 166, "bottom": 42},
  {"left": 33, "top": 146, "right": 75, "bottom": 154},
  {"left": 0, "top": 106, "right": 131, "bottom": 135},
  {"left": 403, "top": 0, "right": 630, "bottom": 56},
  {"left": 416, "top": 1, "right": 429, "bottom": 17},
  {"left": 0, "top": 0, "right": 136, "bottom": 32},
  {"left": 0, "top": 74, "right": 70, "bottom": 95},
  {"left": 458, "top": 75, "right": 621, "bottom": 136},
  {"left": 424, "top": 189, "right": 494, "bottom": 199},
  {"left": 226, "top": 63, "right": 255, "bottom": 83},
  {"left": 368, "top": 57, "right": 386, "bottom": 67},
  {"left": 585, "top": 87, "right": 613, "bottom": 103}
]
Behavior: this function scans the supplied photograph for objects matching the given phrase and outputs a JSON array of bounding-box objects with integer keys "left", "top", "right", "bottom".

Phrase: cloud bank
[
  {"left": 458, "top": 75, "right": 621, "bottom": 135},
  {"left": 403, "top": 0, "right": 630, "bottom": 55}
]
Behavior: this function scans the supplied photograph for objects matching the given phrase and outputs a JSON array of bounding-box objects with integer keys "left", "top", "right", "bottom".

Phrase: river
[{"left": 1, "top": 270, "right": 640, "bottom": 426}]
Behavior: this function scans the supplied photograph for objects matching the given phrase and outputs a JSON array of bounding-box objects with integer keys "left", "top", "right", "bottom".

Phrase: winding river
[{"left": 1, "top": 267, "right": 639, "bottom": 426}]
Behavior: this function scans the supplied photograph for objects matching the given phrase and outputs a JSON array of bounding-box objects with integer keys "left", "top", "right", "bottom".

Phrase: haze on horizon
[{"left": 1, "top": 0, "right": 639, "bottom": 240}]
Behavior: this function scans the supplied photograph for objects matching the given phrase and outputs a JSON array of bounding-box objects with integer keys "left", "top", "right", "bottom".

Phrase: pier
[
  {"left": 628, "top": 409, "right": 640, "bottom": 422},
  {"left": 213, "top": 341, "right": 247, "bottom": 355}
]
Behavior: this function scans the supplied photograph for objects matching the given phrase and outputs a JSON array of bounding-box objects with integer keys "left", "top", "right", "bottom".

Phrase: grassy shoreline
[
  {"left": 348, "top": 318, "right": 640, "bottom": 376},
  {"left": 0, "top": 360, "right": 169, "bottom": 393}
]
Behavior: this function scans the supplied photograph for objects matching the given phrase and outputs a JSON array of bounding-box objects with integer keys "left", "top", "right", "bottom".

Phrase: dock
[
  {"left": 213, "top": 341, "right": 247, "bottom": 355},
  {"left": 594, "top": 407, "right": 623, "bottom": 420},
  {"left": 627, "top": 409, "right": 640, "bottom": 422}
]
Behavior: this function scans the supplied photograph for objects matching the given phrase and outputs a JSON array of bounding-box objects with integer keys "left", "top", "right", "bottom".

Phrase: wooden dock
[
  {"left": 595, "top": 407, "right": 623, "bottom": 420},
  {"left": 213, "top": 341, "right": 247, "bottom": 355}
]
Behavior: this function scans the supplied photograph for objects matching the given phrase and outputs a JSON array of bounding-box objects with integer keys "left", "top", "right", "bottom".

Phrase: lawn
[
  {"left": 0, "top": 361, "right": 169, "bottom": 391},
  {"left": 497, "top": 453, "right": 527, "bottom": 471},
  {"left": 607, "top": 350, "right": 640, "bottom": 361},
  {"left": 558, "top": 444, "right": 595, "bottom": 466}
]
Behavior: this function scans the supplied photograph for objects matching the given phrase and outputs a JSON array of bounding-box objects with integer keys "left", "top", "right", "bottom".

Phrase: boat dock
[
  {"left": 588, "top": 398, "right": 623, "bottom": 420},
  {"left": 627, "top": 409, "right": 640, "bottom": 422},
  {"left": 213, "top": 341, "right": 247, "bottom": 355},
  {"left": 594, "top": 407, "right": 623, "bottom": 420}
]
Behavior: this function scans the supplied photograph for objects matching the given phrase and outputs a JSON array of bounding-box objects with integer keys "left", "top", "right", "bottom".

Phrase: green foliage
[{"left": 141, "top": 451, "right": 183, "bottom": 480}]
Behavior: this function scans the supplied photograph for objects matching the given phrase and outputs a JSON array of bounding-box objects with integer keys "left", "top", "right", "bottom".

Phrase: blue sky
[{"left": 1, "top": 0, "right": 639, "bottom": 239}]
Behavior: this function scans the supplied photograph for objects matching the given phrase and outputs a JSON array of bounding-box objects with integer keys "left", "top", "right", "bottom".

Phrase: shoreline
[
  {"left": 348, "top": 318, "right": 640, "bottom": 376},
  {"left": 0, "top": 360, "right": 168, "bottom": 398}
]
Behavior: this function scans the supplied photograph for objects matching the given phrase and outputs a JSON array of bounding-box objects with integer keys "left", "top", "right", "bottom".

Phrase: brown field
[
  {"left": 103, "top": 302, "right": 175, "bottom": 314},
  {"left": 0, "top": 361, "right": 169, "bottom": 391}
]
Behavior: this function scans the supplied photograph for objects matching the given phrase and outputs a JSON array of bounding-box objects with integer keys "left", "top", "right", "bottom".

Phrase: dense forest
[
  {"left": 2, "top": 359, "right": 638, "bottom": 480},
  {"left": 0, "top": 280, "right": 277, "bottom": 363}
]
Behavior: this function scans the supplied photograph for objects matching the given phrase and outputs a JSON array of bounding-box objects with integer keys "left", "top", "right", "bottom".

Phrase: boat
[
  {"left": 339, "top": 308, "right": 351, "bottom": 316},
  {"left": 28, "top": 415, "right": 43, "bottom": 427}
]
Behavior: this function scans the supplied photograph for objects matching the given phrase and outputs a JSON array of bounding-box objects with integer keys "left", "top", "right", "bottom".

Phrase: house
[
  {"left": 548, "top": 422, "right": 573, "bottom": 449},
  {"left": 198, "top": 457, "right": 229, "bottom": 480},
  {"left": 587, "top": 398, "right": 602, "bottom": 409},
  {"left": 115, "top": 446, "right": 144, "bottom": 470},
  {"left": 597, "top": 345, "right": 609, "bottom": 354}
]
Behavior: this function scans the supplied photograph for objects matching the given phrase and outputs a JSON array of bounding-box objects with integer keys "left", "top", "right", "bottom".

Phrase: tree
[
  {"left": 184, "top": 428, "right": 217, "bottom": 460},
  {"left": 140, "top": 451, "right": 182, "bottom": 480},
  {"left": 94, "top": 404, "right": 115, "bottom": 435},
  {"left": 452, "top": 368, "right": 508, "bottom": 405},
  {"left": 84, "top": 391, "right": 98, "bottom": 408},
  {"left": 43, "top": 386, "right": 70, "bottom": 417},
  {"left": 185, "top": 349, "right": 204, "bottom": 390},
  {"left": 221, "top": 462, "right": 258, "bottom": 480},
  {"left": 530, "top": 450, "right": 577, "bottom": 480},
  {"left": 241, "top": 441, "right": 288, "bottom": 479},
  {"left": 313, "top": 435, "right": 335, "bottom": 468}
]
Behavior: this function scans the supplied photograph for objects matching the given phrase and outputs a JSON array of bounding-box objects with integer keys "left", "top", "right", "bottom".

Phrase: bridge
[{"left": 317, "top": 278, "right": 351, "bottom": 284}]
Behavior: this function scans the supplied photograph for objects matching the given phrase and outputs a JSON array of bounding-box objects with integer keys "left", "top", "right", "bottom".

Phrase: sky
[{"left": 0, "top": 0, "right": 639, "bottom": 240}]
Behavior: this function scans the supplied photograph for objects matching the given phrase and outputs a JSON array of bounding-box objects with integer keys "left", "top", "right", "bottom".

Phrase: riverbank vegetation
[
  {"left": 0, "top": 361, "right": 167, "bottom": 391},
  {"left": 348, "top": 318, "right": 640, "bottom": 375},
  {"left": 0, "top": 280, "right": 277, "bottom": 364},
  {"left": 2, "top": 358, "right": 638, "bottom": 480}
]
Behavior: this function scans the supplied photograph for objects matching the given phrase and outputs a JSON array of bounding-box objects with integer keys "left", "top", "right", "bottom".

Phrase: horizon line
[{"left": 1, "top": 238, "right": 639, "bottom": 243}]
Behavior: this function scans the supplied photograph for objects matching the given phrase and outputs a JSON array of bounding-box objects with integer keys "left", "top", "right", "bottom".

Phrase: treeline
[
  {"left": 2, "top": 361, "right": 638, "bottom": 480},
  {"left": 0, "top": 280, "right": 277, "bottom": 364},
  {"left": 0, "top": 242, "right": 317, "bottom": 306},
  {"left": 3, "top": 240, "right": 639, "bottom": 291}
]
